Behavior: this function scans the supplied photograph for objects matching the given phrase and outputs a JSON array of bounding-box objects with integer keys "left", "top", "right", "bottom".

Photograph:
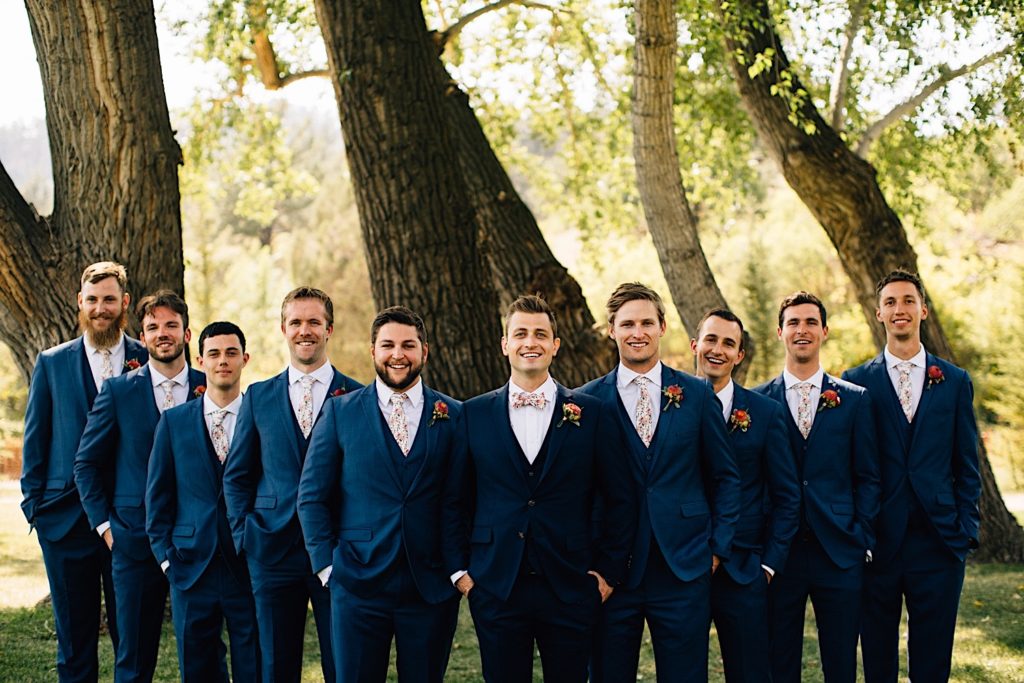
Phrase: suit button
[
  {"left": 647, "top": 487, "right": 653, "bottom": 493},
  {"left": 528, "top": 499, "right": 536, "bottom": 507},
  {"left": 803, "top": 480, "right": 809, "bottom": 486},
  {"left": 646, "top": 455, "right": 652, "bottom": 460},
  {"left": 517, "top": 531, "right": 525, "bottom": 539},
  {"left": 528, "top": 471, "right": 535, "bottom": 477}
]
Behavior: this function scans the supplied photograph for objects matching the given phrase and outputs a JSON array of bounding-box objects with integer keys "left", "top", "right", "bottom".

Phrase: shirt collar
[
  {"left": 509, "top": 376, "right": 557, "bottom": 403},
  {"left": 150, "top": 363, "right": 189, "bottom": 387},
  {"left": 204, "top": 393, "right": 242, "bottom": 416},
  {"left": 616, "top": 361, "right": 663, "bottom": 390},
  {"left": 783, "top": 367, "right": 824, "bottom": 390},
  {"left": 289, "top": 361, "right": 335, "bottom": 387},
  {"left": 715, "top": 379, "right": 735, "bottom": 408},
  {"left": 83, "top": 333, "right": 125, "bottom": 357},
  {"left": 376, "top": 377, "right": 424, "bottom": 407},
  {"left": 884, "top": 345, "right": 926, "bottom": 370}
]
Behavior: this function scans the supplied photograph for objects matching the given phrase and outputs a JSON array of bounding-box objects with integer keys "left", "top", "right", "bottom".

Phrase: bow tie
[{"left": 512, "top": 391, "right": 547, "bottom": 409}]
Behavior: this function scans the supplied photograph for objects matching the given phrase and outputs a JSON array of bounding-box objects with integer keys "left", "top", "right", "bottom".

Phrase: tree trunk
[
  {"left": 632, "top": 0, "right": 754, "bottom": 382},
  {"left": 0, "top": 1, "right": 184, "bottom": 380},
  {"left": 719, "top": 0, "right": 1024, "bottom": 562},
  {"left": 313, "top": 0, "right": 507, "bottom": 399}
]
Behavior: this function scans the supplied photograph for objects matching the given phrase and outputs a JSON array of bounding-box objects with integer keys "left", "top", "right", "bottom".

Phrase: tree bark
[
  {"left": 0, "top": 1, "right": 184, "bottom": 380},
  {"left": 719, "top": 0, "right": 1024, "bottom": 562},
  {"left": 633, "top": 0, "right": 753, "bottom": 382},
  {"left": 313, "top": 0, "right": 508, "bottom": 399}
]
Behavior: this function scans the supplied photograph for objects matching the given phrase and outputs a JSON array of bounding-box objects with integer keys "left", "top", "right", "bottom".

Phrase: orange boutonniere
[
  {"left": 926, "top": 365, "right": 945, "bottom": 390},
  {"left": 558, "top": 402, "right": 582, "bottom": 427},
  {"left": 662, "top": 384, "right": 683, "bottom": 412},
  {"left": 729, "top": 408, "right": 751, "bottom": 433},
  {"left": 818, "top": 389, "right": 840, "bottom": 412},
  {"left": 124, "top": 358, "right": 141, "bottom": 371},
  {"left": 429, "top": 400, "right": 449, "bottom": 426},
  {"left": 193, "top": 386, "right": 206, "bottom": 398},
  {"left": 331, "top": 388, "right": 346, "bottom": 397}
]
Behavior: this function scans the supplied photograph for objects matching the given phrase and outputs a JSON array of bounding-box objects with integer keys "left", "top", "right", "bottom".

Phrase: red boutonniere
[
  {"left": 662, "top": 384, "right": 683, "bottom": 412},
  {"left": 558, "top": 402, "right": 582, "bottom": 428},
  {"left": 729, "top": 408, "right": 751, "bottom": 433},
  {"left": 331, "top": 388, "right": 346, "bottom": 397},
  {"left": 193, "top": 385, "right": 206, "bottom": 398},
  {"left": 926, "top": 365, "right": 945, "bottom": 390},
  {"left": 124, "top": 358, "right": 141, "bottom": 371},
  {"left": 429, "top": 400, "right": 449, "bottom": 426},
  {"left": 818, "top": 388, "right": 840, "bottom": 412}
]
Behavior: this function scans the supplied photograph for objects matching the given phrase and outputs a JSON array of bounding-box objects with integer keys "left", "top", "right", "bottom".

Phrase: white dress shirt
[
  {"left": 715, "top": 379, "right": 735, "bottom": 423},
  {"left": 783, "top": 367, "right": 824, "bottom": 431},
  {"left": 150, "top": 363, "right": 190, "bottom": 414},
  {"left": 616, "top": 361, "right": 662, "bottom": 437},
  {"left": 288, "top": 361, "right": 335, "bottom": 422},
  {"left": 884, "top": 345, "right": 926, "bottom": 420},
  {"left": 376, "top": 377, "right": 425, "bottom": 447},
  {"left": 82, "top": 333, "right": 126, "bottom": 391},
  {"left": 508, "top": 376, "right": 557, "bottom": 465}
]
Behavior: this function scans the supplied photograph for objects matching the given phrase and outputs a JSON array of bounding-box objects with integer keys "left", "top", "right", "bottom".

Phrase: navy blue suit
[
  {"left": 459, "top": 382, "right": 636, "bottom": 683},
  {"left": 755, "top": 373, "right": 881, "bottom": 683},
  {"left": 710, "top": 383, "right": 801, "bottom": 683},
  {"left": 21, "top": 336, "right": 146, "bottom": 682},
  {"left": 297, "top": 383, "right": 463, "bottom": 682},
  {"left": 74, "top": 363, "right": 204, "bottom": 683},
  {"left": 578, "top": 365, "right": 741, "bottom": 682},
  {"left": 146, "top": 398, "right": 259, "bottom": 682},
  {"left": 222, "top": 367, "right": 361, "bottom": 683},
  {"left": 844, "top": 353, "right": 980, "bottom": 682}
]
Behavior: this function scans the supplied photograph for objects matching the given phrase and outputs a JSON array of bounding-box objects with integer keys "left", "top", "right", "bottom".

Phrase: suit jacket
[
  {"left": 223, "top": 367, "right": 362, "bottom": 565},
  {"left": 843, "top": 353, "right": 980, "bottom": 561},
  {"left": 459, "top": 382, "right": 636, "bottom": 603},
  {"left": 21, "top": 336, "right": 148, "bottom": 541},
  {"left": 145, "top": 398, "right": 247, "bottom": 590},
  {"left": 755, "top": 372, "right": 881, "bottom": 570},
  {"left": 578, "top": 365, "right": 741, "bottom": 587},
  {"left": 721, "top": 384, "right": 801, "bottom": 583},
  {"left": 297, "top": 383, "right": 463, "bottom": 604},
  {"left": 74, "top": 364, "right": 205, "bottom": 561}
]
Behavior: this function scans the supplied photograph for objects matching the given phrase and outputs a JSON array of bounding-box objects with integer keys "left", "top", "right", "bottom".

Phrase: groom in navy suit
[
  {"left": 843, "top": 270, "right": 980, "bottom": 682},
  {"left": 146, "top": 321, "right": 259, "bottom": 682},
  {"left": 298, "top": 306, "right": 463, "bottom": 682},
  {"left": 755, "top": 291, "right": 880, "bottom": 683},
  {"left": 21, "top": 261, "right": 145, "bottom": 682},
  {"left": 691, "top": 308, "right": 800, "bottom": 683},
  {"left": 454, "top": 294, "right": 636, "bottom": 683},
  {"left": 578, "top": 283, "right": 741, "bottom": 682},
  {"left": 75, "top": 290, "right": 204, "bottom": 683},
  {"left": 223, "top": 286, "right": 361, "bottom": 683}
]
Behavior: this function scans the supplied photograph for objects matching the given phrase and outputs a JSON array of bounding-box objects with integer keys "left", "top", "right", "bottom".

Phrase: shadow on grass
[{"left": 0, "top": 551, "right": 45, "bottom": 579}]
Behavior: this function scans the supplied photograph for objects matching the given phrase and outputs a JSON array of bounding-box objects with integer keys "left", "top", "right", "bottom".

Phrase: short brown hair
[
  {"left": 778, "top": 291, "right": 827, "bottom": 329},
  {"left": 696, "top": 308, "right": 746, "bottom": 351},
  {"left": 136, "top": 290, "right": 189, "bottom": 330},
  {"left": 875, "top": 269, "right": 926, "bottom": 303},
  {"left": 371, "top": 306, "right": 427, "bottom": 344},
  {"left": 281, "top": 286, "right": 334, "bottom": 328},
  {"left": 505, "top": 294, "right": 557, "bottom": 337},
  {"left": 81, "top": 261, "right": 127, "bottom": 292},
  {"left": 605, "top": 282, "right": 666, "bottom": 325}
]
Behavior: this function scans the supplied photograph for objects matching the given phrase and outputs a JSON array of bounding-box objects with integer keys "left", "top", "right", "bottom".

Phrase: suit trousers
[
  {"left": 37, "top": 518, "right": 119, "bottom": 683},
  {"left": 111, "top": 545, "right": 168, "bottom": 683},
  {"left": 769, "top": 533, "right": 863, "bottom": 683},
  {"left": 710, "top": 567, "right": 770, "bottom": 683}
]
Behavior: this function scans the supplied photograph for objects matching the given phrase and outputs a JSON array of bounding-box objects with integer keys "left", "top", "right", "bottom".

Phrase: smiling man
[
  {"left": 578, "top": 283, "right": 740, "bottom": 683},
  {"left": 755, "top": 291, "right": 880, "bottom": 683},
  {"left": 298, "top": 306, "right": 463, "bottom": 682},
  {"left": 691, "top": 309, "right": 800, "bottom": 683},
  {"left": 843, "top": 270, "right": 980, "bottom": 683}
]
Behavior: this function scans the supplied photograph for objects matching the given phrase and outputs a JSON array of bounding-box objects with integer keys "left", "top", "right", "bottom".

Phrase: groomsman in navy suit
[
  {"left": 21, "top": 262, "right": 145, "bottom": 682},
  {"left": 691, "top": 308, "right": 801, "bottom": 682},
  {"left": 843, "top": 270, "right": 980, "bottom": 682},
  {"left": 74, "top": 290, "right": 204, "bottom": 683},
  {"left": 756, "top": 291, "right": 881, "bottom": 683},
  {"left": 298, "top": 306, "right": 463, "bottom": 682},
  {"left": 578, "top": 283, "right": 741, "bottom": 682},
  {"left": 223, "top": 286, "right": 361, "bottom": 683},
  {"left": 453, "top": 294, "right": 635, "bottom": 683},
  {"left": 146, "top": 321, "right": 260, "bottom": 682}
]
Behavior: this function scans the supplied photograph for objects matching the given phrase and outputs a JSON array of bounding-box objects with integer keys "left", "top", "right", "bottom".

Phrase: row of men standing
[{"left": 20, "top": 261, "right": 980, "bottom": 683}]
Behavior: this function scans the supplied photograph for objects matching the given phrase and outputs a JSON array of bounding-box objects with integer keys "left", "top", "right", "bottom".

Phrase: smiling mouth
[
  {"left": 387, "top": 363, "right": 410, "bottom": 370},
  {"left": 704, "top": 356, "right": 725, "bottom": 365}
]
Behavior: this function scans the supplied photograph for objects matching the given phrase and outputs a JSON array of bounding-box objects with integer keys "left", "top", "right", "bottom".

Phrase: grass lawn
[{"left": 3, "top": 480, "right": 1023, "bottom": 681}]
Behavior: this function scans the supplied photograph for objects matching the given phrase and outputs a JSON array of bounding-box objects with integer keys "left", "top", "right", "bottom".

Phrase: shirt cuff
[
  {"left": 761, "top": 564, "right": 775, "bottom": 577},
  {"left": 96, "top": 521, "right": 111, "bottom": 536},
  {"left": 161, "top": 560, "right": 169, "bottom": 574},
  {"left": 866, "top": 549, "right": 873, "bottom": 563},
  {"left": 450, "top": 570, "right": 468, "bottom": 585},
  {"left": 317, "top": 565, "right": 333, "bottom": 587}
]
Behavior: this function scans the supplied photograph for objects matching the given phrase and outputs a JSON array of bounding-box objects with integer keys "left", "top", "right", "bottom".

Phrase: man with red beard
[{"left": 21, "top": 262, "right": 147, "bottom": 682}]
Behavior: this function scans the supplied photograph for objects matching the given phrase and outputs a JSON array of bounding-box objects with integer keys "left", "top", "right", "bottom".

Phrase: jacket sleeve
[
  {"left": 441, "top": 405, "right": 471, "bottom": 577},
  {"left": 145, "top": 416, "right": 177, "bottom": 565},
  {"left": 953, "top": 372, "right": 981, "bottom": 544},
  {"left": 297, "top": 398, "right": 342, "bottom": 574},
  {"left": 761, "top": 401, "right": 801, "bottom": 572},
  {"left": 593, "top": 402, "right": 636, "bottom": 585},
  {"left": 20, "top": 353, "right": 53, "bottom": 525},
  {"left": 852, "top": 390, "right": 881, "bottom": 553},
  {"left": 222, "top": 391, "right": 260, "bottom": 554},
  {"left": 73, "top": 381, "right": 119, "bottom": 531}
]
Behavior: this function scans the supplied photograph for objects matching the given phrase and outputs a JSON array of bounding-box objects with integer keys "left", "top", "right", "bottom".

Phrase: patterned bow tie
[{"left": 512, "top": 391, "right": 547, "bottom": 409}]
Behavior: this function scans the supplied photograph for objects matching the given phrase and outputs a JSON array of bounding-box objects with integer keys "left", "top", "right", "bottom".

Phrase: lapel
[
  {"left": 67, "top": 337, "right": 95, "bottom": 413},
  {"left": 766, "top": 374, "right": 803, "bottom": 455},
  {"left": 185, "top": 368, "right": 204, "bottom": 400},
  {"left": 405, "top": 385, "right": 441, "bottom": 495},
  {"left": 908, "top": 352, "right": 941, "bottom": 452},
  {"left": 647, "top": 364, "right": 681, "bottom": 473},
  {"left": 273, "top": 370, "right": 303, "bottom": 465},
  {"left": 805, "top": 373, "right": 841, "bottom": 448},
  {"left": 189, "top": 399, "right": 222, "bottom": 491},
  {"left": 123, "top": 338, "right": 147, "bottom": 374},
  {"left": 866, "top": 354, "right": 910, "bottom": 453},
  {"left": 360, "top": 383, "right": 403, "bottom": 491},
  {"left": 492, "top": 384, "right": 531, "bottom": 489},
  {"left": 133, "top": 364, "right": 162, "bottom": 427},
  {"left": 729, "top": 383, "right": 749, "bottom": 438},
  {"left": 537, "top": 383, "right": 573, "bottom": 485},
  {"left": 601, "top": 370, "right": 647, "bottom": 471}
]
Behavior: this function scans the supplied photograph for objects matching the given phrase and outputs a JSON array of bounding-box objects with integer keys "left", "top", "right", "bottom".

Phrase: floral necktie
[
  {"left": 210, "top": 409, "right": 229, "bottom": 463},
  {"left": 160, "top": 379, "right": 176, "bottom": 412},
  {"left": 98, "top": 349, "right": 114, "bottom": 382},
  {"left": 388, "top": 393, "right": 410, "bottom": 455},
  {"left": 298, "top": 375, "right": 316, "bottom": 438},
  {"left": 896, "top": 361, "right": 915, "bottom": 422},
  {"left": 635, "top": 376, "right": 653, "bottom": 447},
  {"left": 795, "top": 381, "right": 813, "bottom": 439}
]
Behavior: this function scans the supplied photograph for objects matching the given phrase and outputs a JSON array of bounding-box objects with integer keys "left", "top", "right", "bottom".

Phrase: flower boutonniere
[
  {"left": 331, "top": 387, "right": 346, "bottom": 397},
  {"left": 429, "top": 400, "right": 449, "bottom": 426},
  {"left": 817, "top": 388, "right": 840, "bottom": 412},
  {"left": 558, "top": 402, "right": 582, "bottom": 428},
  {"left": 926, "top": 365, "right": 945, "bottom": 390},
  {"left": 662, "top": 384, "right": 683, "bottom": 412},
  {"left": 193, "top": 385, "right": 206, "bottom": 398},
  {"left": 729, "top": 408, "right": 751, "bottom": 433},
  {"left": 124, "top": 358, "right": 141, "bottom": 371}
]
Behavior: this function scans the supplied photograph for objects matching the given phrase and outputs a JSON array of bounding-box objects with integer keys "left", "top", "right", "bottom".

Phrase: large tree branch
[
  {"left": 828, "top": 0, "right": 868, "bottom": 132},
  {"left": 0, "top": 161, "right": 51, "bottom": 324},
  {"left": 855, "top": 45, "right": 1013, "bottom": 156},
  {"left": 439, "top": 0, "right": 564, "bottom": 47}
]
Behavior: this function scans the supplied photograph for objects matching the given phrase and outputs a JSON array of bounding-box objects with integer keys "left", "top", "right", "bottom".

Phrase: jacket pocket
[
  {"left": 680, "top": 501, "right": 710, "bottom": 517},
  {"left": 172, "top": 525, "right": 195, "bottom": 538},
  {"left": 339, "top": 528, "right": 372, "bottom": 542},
  {"left": 254, "top": 496, "right": 276, "bottom": 509},
  {"left": 830, "top": 503, "right": 854, "bottom": 515},
  {"left": 470, "top": 527, "right": 492, "bottom": 544},
  {"left": 936, "top": 492, "right": 955, "bottom": 506},
  {"left": 45, "top": 478, "right": 65, "bottom": 490},
  {"left": 113, "top": 495, "right": 143, "bottom": 508}
]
